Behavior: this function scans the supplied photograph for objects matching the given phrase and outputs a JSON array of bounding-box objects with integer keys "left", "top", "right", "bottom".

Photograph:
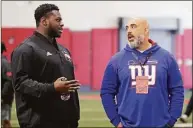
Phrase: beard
[
  {"left": 128, "top": 35, "right": 145, "bottom": 49},
  {"left": 128, "top": 39, "right": 141, "bottom": 49},
  {"left": 47, "top": 26, "right": 61, "bottom": 38}
]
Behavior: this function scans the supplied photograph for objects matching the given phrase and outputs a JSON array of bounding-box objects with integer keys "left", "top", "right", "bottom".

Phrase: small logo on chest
[
  {"left": 62, "top": 51, "right": 71, "bottom": 62},
  {"left": 46, "top": 52, "right": 52, "bottom": 56}
]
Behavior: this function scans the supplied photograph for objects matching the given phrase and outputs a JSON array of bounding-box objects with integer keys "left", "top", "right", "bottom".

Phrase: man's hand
[
  {"left": 54, "top": 77, "right": 80, "bottom": 93},
  {"left": 117, "top": 122, "right": 123, "bottom": 128}
]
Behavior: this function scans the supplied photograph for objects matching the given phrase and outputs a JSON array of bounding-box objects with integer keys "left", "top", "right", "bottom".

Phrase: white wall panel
[{"left": 2, "top": 1, "right": 192, "bottom": 30}]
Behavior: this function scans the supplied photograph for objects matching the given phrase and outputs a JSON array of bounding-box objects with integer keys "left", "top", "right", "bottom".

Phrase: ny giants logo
[{"left": 129, "top": 63, "right": 157, "bottom": 86}]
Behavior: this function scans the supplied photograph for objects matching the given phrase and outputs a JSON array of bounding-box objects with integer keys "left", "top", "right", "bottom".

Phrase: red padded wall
[
  {"left": 2, "top": 27, "right": 119, "bottom": 90},
  {"left": 2, "top": 28, "right": 35, "bottom": 61},
  {"left": 175, "top": 34, "right": 185, "bottom": 83},
  {"left": 57, "top": 28, "right": 72, "bottom": 51},
  {"left": 71, "top": 31, "right": 91, "bottom": 86},
  {"left": 175, "top": 29, "right": 192, "bottom": 89},
  {"left": 183, "top": 29, "right": 192, "bottom": 89},
  {"left": 2, "top": 28, "right": 71, "bottom": 61},
  {"left": 112, "top": 29, "right": 118, "bottom": 54},
  {"left": 91, "top": 29, "right": 118, "bottom": 90}
]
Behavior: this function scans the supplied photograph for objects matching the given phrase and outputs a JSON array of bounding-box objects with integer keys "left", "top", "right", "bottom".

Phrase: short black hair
[
  {"left": 1, "top": 41, "right": 6, "bottom": 53},
  {"left": 34, "top": 3, "right": 59, "bottom": 27}
]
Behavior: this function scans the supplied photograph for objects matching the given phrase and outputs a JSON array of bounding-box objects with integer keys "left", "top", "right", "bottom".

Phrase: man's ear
[
  {"left": 145, "top": 28, "right": 149, "bottom": 34},
  {"left": 41, "top": 17, "right": 48, "bottom": 27}
]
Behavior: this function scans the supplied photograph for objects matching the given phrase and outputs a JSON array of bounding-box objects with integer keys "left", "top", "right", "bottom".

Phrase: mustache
[{"left": 128, "top": 33, "right": 135, "bottom": 38}]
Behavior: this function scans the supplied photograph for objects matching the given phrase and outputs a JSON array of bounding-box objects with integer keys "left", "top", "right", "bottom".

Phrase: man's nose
[
  {"left": 128, "top": 31, "right": 132, "bottom": 35},
  {"left": 60, "top": 22, "right": 64, "bottom": 27}
]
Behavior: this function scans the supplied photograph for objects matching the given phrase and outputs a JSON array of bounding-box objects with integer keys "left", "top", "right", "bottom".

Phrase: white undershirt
[{"left": 137, "top": 43, "right": 152, "bottom": 53}]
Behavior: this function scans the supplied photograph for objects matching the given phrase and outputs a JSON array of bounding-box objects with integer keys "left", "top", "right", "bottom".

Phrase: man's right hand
[
  {"left": 54, "top": 77, "right": 80, "bottom": 93},
  {"left": 117, "top": 122, "right": 123, "bottom": 128}
]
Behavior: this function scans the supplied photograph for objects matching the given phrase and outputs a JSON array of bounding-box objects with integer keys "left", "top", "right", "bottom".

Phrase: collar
[
  {"left": 148, "top": 39, "right": 156, "bottom": 45},
  {"left": 136, "top": 39, "right": 154, "bottom": 53},
  {"left": 33, "top": 31, "right": 57, "bottom": 45},
  {"left": 33, "top": 31, "right": 59, "bottom": 51}
]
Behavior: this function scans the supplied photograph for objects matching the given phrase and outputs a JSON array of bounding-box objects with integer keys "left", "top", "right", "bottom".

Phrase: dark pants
[{"left": 185, "top": 92, "right": 193, "bottom": 117}]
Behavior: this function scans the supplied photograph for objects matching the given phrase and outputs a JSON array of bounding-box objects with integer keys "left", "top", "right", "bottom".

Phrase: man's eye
[
  {"left": 131, "top": 25, "right": 137, "bottom": 29},
  {"left": 56, "top": 19, "right": 61, "bottom": 22}
]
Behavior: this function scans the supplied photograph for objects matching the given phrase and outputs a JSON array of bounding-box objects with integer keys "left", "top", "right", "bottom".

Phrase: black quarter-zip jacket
[{"left": 11, "top": 31, "right": 80, "bottom": 128}]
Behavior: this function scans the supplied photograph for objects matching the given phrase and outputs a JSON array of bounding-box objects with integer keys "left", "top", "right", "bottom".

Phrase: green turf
[{"left": 10, "top": 92, "right": 192, "bottom": 127}]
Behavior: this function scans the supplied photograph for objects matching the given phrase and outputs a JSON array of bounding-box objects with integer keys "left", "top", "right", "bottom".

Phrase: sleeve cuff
[
  {"left": 46, "top": 83, "right": 56, "bottom": 93},
  {"left": 111, "top": 115, "right": 121, "bottom": 127}
]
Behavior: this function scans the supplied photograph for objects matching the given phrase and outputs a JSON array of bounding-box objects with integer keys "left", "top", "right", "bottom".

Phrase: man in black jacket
[
  {"left": 1, "top": 42, "right": 14, "bottom": 128},
  {"left": 11, "top": 4, "right": 80, "bottom": 128}
]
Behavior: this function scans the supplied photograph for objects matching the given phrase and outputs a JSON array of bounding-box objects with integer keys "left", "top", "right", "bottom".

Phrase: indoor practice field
[
  {"left": 1, "top": 1, "right": 192, "bottom": 128},
  {"left": 10, "top": 91, "right": 192, "bottom": 127}
]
